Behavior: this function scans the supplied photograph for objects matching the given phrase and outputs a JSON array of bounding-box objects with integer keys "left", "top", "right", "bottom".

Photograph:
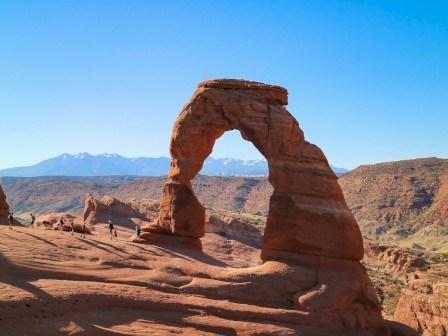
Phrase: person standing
[
  {"left": 70, "top": 219, "right": 75, "bottom": 235},
  {"left": 135, "top": 225, "right": 141, "bottom": 237},
  {"left": 81, "top": 222, "right": 87, "bottom": 238},
  {"left": 108, "top": 220, "right": 114, "bottom": 240},
  {"left": 30, "top": 213, "right": 36, "bottom": 228},
  {"left": 59, "top": 217, "right": 65, "bottom": 233},
  {"left": 8, "top": 212, "right": 14, "bottom": 229}
]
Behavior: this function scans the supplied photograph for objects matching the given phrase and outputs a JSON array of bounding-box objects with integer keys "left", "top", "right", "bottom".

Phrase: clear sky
[{"left": 1, "top": 0, "right": 447, "bottom": 170}]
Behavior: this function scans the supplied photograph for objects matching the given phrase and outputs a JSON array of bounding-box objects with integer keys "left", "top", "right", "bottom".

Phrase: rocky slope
[{"left": 339, "top": 157, "right": 448, "bottom": 247}]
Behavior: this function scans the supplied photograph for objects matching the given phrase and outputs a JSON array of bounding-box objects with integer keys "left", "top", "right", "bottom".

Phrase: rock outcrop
[
  {"left": 394, "top": 275, "right": 448, "bottom": 335},
  {"left": 0, "top": 185, "right": 10, "bottom": 225},
  {"left": 364, "top": 242, "right": 429, "bottom": 277},
  {"left": 83, "top": 193, "right": 154, "bottom": 230}
]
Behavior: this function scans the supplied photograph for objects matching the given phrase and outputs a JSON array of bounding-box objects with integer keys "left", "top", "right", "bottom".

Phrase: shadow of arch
[{"left": 148, "top": 79, "right": 363, "bottom": 262}]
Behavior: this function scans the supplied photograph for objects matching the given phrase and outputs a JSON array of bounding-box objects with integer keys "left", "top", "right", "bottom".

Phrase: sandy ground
[
  {"left": 0, "top": 225, "right": 281, "bottom": 335},
  {"left": 0, "top": 225, "right": 385, "bottom": 336}
]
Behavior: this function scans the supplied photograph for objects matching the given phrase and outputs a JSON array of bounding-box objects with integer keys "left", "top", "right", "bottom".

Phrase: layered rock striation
[
  {"left": 151, "top": 79, "right": 363, "bottom": 261},
  {"left": 394, "top": 274, "right": 448, "bottom": 336}
]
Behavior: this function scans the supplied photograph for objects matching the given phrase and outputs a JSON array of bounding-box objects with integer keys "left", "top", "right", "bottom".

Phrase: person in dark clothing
[
  {"left": 30, "top": 213, "right": 36, "bottom": 228},
  {"left": 42, "top": 221, "right": 50, "bottom": 229},
  {"left": 108, "top": 220, "right": 114, "bottom": 240},
  {"left": 8, "top": 212, "right": 14, "bottom": 229},
  {"left": 59, "top": 217, "right": 65, "bottom": 233},
  {"left": 135, "top": 225, "right": 141, "bottom": 237}
]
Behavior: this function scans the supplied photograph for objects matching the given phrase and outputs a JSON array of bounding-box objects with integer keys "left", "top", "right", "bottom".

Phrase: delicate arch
[{"left": 155, "top": 79, "right": 363, "bottom": 261}]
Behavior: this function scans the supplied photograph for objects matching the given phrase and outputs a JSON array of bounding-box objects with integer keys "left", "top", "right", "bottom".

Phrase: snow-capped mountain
[{"left": 0, "top": 153, "right": 348, "bottom": 177}]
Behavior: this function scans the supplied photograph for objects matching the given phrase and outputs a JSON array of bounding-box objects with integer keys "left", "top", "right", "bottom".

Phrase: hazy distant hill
[{"left": 0, "top": 153, "right": 348, "bottom": 177}]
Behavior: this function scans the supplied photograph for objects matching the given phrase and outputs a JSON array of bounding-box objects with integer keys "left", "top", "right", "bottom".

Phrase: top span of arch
[{"left": 197, "top": 79, "right": 288, "bottom": 105}]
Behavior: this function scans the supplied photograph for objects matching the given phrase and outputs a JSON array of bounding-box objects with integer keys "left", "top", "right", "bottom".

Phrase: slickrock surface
[
  {"left": 0, "top": 185, "right": 10, "bottom": 225},
  {"left": 0, "top": 225, "right": 397, "bottom": 336}
]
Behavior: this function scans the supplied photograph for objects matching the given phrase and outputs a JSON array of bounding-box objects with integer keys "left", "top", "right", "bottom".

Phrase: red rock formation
[
  {"left": 0, "top": 185, "right": 10, "bottom": 225},
  {"left": 142, "top": 79, "right": 401, "bottom": 334},
  {"left": 156, "top": 78, "right": 363, "bottom": 261},
  {"left": 394, "top": 277, "right": 448, "bottom": 335},
  {"left": 83, "top": 193, "right": 153, "bottom": 230},
  {"left": 364, "top": 242, "right": 429, "bottom": 277}
]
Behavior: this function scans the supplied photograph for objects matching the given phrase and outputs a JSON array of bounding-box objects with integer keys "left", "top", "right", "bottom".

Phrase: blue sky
[{"left": 1, "top": 0, "right": 447, "bottom": 170}]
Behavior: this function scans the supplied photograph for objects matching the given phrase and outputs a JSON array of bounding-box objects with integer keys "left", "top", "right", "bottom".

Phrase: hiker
[
  {"left": 8, "top": 212, "right": 14, "bottom": 229},
  {"left": 70, "top": 219, "right": 75, "bottom": 235},
  {"left": 59, "top": 217, "right": 65, "bottom": 233},
  {"left": 30, "top": 213, "right": 36, "bottom": 228},
  {"left": 108, "top": 220, "right": 114, "bottom": 240},
  {"left": 114, "top": 228, "right": 118, "bottom": 241},
  {"left": 42, "top": 221, "right": 50, "bottom": 230},
  {"left": 135, "top": 225, "right": 141, "bottom": 237},
  {"left": 81, "top": 222, "right": 87, "bottom": 238}
]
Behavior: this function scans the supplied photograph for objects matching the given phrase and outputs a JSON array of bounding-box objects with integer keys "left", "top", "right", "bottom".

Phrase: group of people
[
  {"left": 7, "top": 212, "right": 88, "bottom": 238},
  {"left": 6, "top": 212, "right": 142, "bottom": 241},
  {"left": 107, "top": 220, "right": 142, "bottom": 240}
]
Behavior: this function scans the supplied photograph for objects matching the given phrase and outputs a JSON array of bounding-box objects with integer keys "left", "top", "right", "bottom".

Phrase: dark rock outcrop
[{"left": 0, "top": 185, "right": 10, "bottom": 225}]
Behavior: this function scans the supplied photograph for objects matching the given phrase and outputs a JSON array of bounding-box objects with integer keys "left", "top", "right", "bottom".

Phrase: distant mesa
[{"left": 0, "top": 153, "right": 347, "bottom": 177}]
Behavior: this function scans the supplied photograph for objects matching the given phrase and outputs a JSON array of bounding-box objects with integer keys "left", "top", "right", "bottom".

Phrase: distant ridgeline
[{"left": 0, "top": 153, "right": 347, "bottom": 177}]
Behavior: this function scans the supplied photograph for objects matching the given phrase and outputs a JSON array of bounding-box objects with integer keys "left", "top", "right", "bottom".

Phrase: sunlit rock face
[{"left": 157, "top": 78, "right": 363, "bottom": 261}]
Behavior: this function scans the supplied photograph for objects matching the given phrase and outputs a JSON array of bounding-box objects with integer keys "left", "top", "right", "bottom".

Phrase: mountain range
[{"left": 0, "top": 152, "right": 348, "bottom": 177}]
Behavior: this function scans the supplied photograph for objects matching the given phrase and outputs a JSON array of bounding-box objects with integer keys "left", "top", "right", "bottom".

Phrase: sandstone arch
[{"left": 151, "top": 79, "right": 364, "bottom": 261}]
